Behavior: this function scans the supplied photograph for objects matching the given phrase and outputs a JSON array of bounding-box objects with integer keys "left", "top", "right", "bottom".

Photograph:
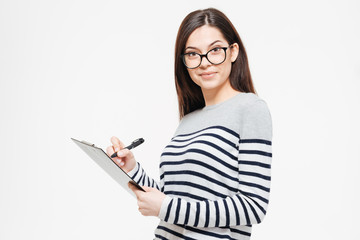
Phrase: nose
[{"left": 199, "top": 55, "right": 212, "bottom": 68}]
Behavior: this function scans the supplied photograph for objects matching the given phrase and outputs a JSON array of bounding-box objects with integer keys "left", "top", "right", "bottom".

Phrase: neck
[{"left": 202, "top": 81, "right": 240, "bottom": 106}]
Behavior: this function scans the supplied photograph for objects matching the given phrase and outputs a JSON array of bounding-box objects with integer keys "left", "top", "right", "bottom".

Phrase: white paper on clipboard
[{"left": 71, "top": 138, "right": 145, "bottom": 198}]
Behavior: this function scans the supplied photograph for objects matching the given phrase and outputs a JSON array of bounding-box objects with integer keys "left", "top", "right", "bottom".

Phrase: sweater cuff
[
  {"left": 158, "top": 195, "right": 172, "bottom": 220},
  {"left": 126, "top": 162, "right": 139, "bottom": 179}
]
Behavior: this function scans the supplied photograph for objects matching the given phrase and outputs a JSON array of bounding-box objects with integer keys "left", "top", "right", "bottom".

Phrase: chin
[
  {"left": 200, "top": 84, "right": 222, "bottom": 92},
  {"left": 198, "top": 79, "right": 223, "bottom": 90}
]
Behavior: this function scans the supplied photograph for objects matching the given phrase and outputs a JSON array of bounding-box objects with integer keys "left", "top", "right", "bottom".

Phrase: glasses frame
[{"left": 181, "top": 45, "right": 232, "bottom": 69}]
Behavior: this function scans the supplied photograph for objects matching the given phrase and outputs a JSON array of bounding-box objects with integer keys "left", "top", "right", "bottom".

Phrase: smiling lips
[{"left": 200, "top": 71, "right": 216, "bottom": 80}]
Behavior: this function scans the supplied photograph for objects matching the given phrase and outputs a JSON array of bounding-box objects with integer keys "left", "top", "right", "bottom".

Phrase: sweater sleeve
[
  {"left": 158, "top": 100, "right": 272, "bottom": 227},
  {"left": 127, "top": 162, "right": 161, "bottom": 190}
]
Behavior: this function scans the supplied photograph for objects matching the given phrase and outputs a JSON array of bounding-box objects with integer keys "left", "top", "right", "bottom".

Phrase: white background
[{"left": 1, "top": 0, "right": 359, "bottom": 239}]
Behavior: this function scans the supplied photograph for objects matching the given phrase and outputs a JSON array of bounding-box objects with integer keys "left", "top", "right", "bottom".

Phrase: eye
[
  {"left": 185, "top": 52, "right": 198, "bottom": 58},
  {"left": 210, "top": 47, "right": 222, "bottom": 53}
]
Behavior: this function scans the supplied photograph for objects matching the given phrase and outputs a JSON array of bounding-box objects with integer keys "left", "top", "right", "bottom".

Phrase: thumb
[
  {"left": 141, "top": 186, "right": 154, "bottom": 192},
  {"left": 128, "top": 182, "right": 141, "bottom": 195}
]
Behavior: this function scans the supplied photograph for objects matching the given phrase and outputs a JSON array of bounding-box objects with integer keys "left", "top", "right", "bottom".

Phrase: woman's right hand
[{"left": 106, "top": 136, "right": 136, "bottom": 173}]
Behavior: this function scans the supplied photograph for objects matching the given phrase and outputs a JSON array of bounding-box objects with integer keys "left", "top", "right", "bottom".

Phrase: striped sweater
[{"left": 128, "top": 93, "right": 272, "bottom": 239}]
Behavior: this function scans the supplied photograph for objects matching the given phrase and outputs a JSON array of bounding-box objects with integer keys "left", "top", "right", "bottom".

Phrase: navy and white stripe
[
  {"left": 127, "top": 95, "right": 272, "bottom": 239},
  {"left": 129, "top": 125, "right": 271, "bottom": 239}
]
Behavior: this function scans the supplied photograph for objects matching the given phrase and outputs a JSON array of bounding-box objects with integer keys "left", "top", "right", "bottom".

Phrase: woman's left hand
[{"left": 128, "top": 183, "right": 166, "bottom": 217}]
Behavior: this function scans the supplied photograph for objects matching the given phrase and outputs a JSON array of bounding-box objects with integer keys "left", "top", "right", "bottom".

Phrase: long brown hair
[{"left": 174, "top": 8, "right": 256, "bottom": 119}]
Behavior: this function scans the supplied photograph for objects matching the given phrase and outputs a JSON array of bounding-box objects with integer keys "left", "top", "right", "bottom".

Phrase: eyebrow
[{"left": 185, "top": 40, "right": 224, "bottom": 51}]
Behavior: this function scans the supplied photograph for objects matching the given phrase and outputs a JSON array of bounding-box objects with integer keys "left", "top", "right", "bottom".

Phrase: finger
[
  {"left": 106, "top": 146, "right": 115, "bottom": 157},
  {"left": 106, "top": 146, "right": 120, "bottom": 162},
  {"left": 138, "top": 207, "right": 147, "bottom": 216},
  {"left": 138, "top": 208, "right": 150, "bottom": 216},
  {"left": 110, "top": 136, "right": 125, "bottom": 152},
  {"left": 128, "top": 182, "right": 141, "bottom": 197},
  {"left": 117, "top": 148, "right": 131, "bottom": 158}
]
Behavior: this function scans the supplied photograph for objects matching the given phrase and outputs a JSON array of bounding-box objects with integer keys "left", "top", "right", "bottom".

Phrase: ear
[{"left": 230, "top": 43, "right": 239, "bottom": 63}]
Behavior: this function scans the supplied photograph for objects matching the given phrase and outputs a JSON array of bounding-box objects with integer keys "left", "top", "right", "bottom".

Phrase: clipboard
[{"left": 71, "top": 138, "right": 145, "bottom": 198}]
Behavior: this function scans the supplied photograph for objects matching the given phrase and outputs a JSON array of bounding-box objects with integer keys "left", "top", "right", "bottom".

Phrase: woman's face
[{"left": 184, "top": 25, "right": 239, "bottom": 94}]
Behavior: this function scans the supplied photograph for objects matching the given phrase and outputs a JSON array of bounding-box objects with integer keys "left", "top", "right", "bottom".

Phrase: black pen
[{"left": 110, "top": 138, "right": 144, "bottom": 158}]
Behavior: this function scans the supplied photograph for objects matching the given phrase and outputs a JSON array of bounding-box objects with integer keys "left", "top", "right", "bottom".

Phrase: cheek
[
  {"left": 226, "top": 64, "right": 232, "bottom": 77},
  {"left": 220, "top": 61, "right": 232, "bottom": 80},
  {"left": 188, "top": 70, "right": 199, "bottom": 84}
]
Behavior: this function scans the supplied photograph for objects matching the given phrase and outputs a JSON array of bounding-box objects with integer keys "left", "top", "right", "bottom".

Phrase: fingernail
[
  {"left": 116, "top": 159, "right": 121, "bottom": 164},
  {"left": 120, "top": 161, "right": 124, "bottom": 166},
  {"left": 117, "top": 151, "right": 124, "bottom": 157}
]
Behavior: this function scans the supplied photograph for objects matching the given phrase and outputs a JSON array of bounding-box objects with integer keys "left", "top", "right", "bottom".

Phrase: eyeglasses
[{"left": 181, "top": 45, "right": 232, "bottom": 69}]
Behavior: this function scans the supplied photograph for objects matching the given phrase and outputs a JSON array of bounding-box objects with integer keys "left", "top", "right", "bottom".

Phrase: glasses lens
[
  {"left": 183, "top": 47, "right": 227, "bottom": 69},
  {"left": 184, "top": 53, "right": 201, "bottom": 69},
  {"left": 207, "top": 48, "right": 226, "bottom": 65}
]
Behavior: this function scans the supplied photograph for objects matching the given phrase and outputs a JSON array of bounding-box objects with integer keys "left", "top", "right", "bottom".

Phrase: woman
[{"left": 107, "top": 8, "right": 272, "bottom": 239}]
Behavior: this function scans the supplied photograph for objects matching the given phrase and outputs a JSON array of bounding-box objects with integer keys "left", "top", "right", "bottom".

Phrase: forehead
[{"left": 186, "top": 25, "right": 227, "bottom": 48}]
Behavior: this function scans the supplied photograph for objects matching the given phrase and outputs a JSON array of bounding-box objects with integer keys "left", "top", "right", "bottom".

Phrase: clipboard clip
[{"left": 81, "top": 140, "right": 95, "bottom": 147}]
